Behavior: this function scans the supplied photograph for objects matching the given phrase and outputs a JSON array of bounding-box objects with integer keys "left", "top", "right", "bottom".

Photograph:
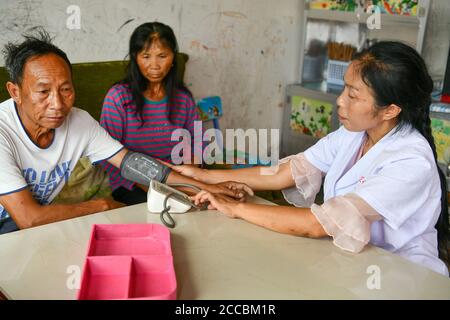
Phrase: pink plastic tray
[{"left": 77, "top": 224, "right": 177, "bottom": 300}]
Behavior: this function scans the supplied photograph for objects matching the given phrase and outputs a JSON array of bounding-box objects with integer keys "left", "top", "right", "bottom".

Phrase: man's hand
[
  {"left": 190, "top": 191, "right": 241, "bottom": 218},
  {"left": 0, "top": 188, "right": 128, "bottom": 230},
  {"left": 99, "top": 198, "right": 126, "bottom": 211},
  {"left": 111, "top": 150, "right": 254, "bottom": 202},
  {"left": 202, "top": 181, "right": 254, "bottom": 202}
]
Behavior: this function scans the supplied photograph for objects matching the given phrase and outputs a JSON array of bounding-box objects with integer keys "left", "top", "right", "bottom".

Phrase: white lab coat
[{"left": 304, "top": 125, "right": 449, "bottom": 276}]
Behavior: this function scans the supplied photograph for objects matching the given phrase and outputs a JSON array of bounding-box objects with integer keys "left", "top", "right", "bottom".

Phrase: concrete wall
[
  {"left": 0, "top": 0, "right": 302, "bottom": 132},
  {"left": 0, "top": 0, "right": 448, "bottom": 131},
  {"left": 422, "top": 0, "right": 450, "bottom": 80}
]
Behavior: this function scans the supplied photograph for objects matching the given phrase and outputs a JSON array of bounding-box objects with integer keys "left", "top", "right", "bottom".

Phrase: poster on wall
[
  {"left": 431, "top": 118, "right": 450, "bottom": 164},
  {"left": 290, "top": 96, "right": 333, "bottom": 138},
  {"left": 308, "top": 0, "right": 418, "bottom": 16},
  {"left": 308, "top": 0, "right": 358, "bottom": 11}
]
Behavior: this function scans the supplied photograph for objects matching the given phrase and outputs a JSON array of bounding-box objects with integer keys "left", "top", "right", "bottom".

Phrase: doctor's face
[{"left": 336, "top": 62, "right": 384, "bottom": 132}]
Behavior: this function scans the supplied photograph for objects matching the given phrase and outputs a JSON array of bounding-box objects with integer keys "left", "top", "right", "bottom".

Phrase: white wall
[
  {"left": 0, "top": 0, "right": 448, "bottom": 130},
  {"left": 422, "top": 0, "right": 450, "bottom": 80},
  {"left": 0, "top": 0, "right": 302, "bottom": 132}
]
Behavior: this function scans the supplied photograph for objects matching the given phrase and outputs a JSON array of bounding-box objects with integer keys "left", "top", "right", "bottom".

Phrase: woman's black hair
[
  {"left": 353, "top": 41, "right": 450, "bottom": 262},
  {"left": 121, "top": 22, "right": 192, "bottom": 121}
]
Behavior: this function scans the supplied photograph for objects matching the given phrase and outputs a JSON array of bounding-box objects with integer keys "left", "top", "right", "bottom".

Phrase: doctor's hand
[
  {"left": 202, "top": 181, "right": 254, "bottom": 202},
  {"left": 190, "top": 191, "right": 240, "bottom": 218}
]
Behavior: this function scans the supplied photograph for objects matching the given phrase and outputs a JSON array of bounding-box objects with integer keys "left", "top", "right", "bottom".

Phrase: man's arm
[
  {"left": 0, "top": 147, "right": 168, "bottom": 230},
  {"left": 0, "top": 188, "right": 124, "bottom": 229},
  {"left": 172, "top": 162, "right": 295, "bottom": 191},
  {"left": 107, "top": 149, "right": 251, "bottom": 197},
  {"left": 108, "top": 149, "right": 211, "bottom": 190}
]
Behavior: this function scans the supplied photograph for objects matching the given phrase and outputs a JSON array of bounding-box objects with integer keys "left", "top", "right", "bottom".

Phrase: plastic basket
[{"left": 327, "top": 59, "right": 350, "bottom": 86}]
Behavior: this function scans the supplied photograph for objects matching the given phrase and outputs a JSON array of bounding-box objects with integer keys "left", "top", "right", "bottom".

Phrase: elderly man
[{"left": 0, "top": 31, "right": 250, "bottom": 234}]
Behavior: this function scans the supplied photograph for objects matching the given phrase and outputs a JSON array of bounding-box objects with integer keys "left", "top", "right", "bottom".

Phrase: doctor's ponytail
[{"left": 353, "top": 41, "right": 449, "bottom": 262}]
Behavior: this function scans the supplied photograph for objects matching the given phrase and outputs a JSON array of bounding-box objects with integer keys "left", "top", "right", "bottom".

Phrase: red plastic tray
[{"left": 77, "top": 224, "right": 176, "bottom": 300}]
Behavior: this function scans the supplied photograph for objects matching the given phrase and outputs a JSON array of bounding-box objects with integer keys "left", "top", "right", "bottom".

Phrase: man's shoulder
[
  {"left": 69, "top": 106, "right": 92, "bottom": 117},
  {"left": 0, "top": 99, "right": 17, "bottom": 133},
  {"left": 0, "top": 98, "right": 13, "bottom": 107},
  {"left": 67, "top": 107, "right": 97, "bottom": 126},
  {"left": 0, "top": 98, "right": 14, "bottom": 118}
]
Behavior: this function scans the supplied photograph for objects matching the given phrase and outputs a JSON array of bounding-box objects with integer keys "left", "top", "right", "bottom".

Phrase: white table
[{"left": 0, "top": 197, "right": 449, "bottom": 300}]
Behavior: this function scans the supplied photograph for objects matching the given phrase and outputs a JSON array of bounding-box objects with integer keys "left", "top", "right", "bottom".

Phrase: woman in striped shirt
[{"left": 100, "top": 22, "right": 200, "bottom": 205}]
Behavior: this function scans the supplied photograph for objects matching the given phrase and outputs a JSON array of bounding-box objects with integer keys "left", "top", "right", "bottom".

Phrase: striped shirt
[{"left": 100, "top": 83, "right": 201, "bottom": 191}]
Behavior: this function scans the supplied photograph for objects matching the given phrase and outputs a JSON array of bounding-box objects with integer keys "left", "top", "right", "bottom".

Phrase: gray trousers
[{"left": 0, "top": 218, "right": 19, "bottom": 234}]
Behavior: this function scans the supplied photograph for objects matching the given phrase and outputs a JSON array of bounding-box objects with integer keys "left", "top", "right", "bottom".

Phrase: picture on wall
[
  {"left": 308, "top": 0, "right": 418, "bottom": 16},
  {"left": 290, "top": 96, "right": 333, "bottom": 138},
  {"left": 431, "top": 117, "right": 450, "bottom": 164}
]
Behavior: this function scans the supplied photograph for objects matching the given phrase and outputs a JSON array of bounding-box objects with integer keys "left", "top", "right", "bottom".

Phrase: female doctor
[{"left": 174, "top": 41, "right": 450, "bottom": 276}]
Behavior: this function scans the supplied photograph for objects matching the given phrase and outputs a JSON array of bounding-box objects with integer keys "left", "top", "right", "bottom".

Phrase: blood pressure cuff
[{"left": 120, "top": 151, "right": 172, "bottom": 186}]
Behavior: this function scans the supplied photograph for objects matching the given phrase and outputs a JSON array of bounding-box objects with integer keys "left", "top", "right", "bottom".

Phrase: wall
[
  {"left": 0, "top": 0, "right": 449, "bottom": 131},
  {"left": 422, "top": 0, "right": 450, "bottom": 80},
  {"left": 0, "top": 0, "right": 302, "bottom": 132}
]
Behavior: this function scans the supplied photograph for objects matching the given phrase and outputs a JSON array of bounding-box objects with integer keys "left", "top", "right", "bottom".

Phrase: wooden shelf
[
  {"left": 431, "top": 111, "right": 450, "bottom": 122},
  {"left": 306, "top": 9, "right": 421, "bottom": 27},
  {"left": 287, "top": 82, "right": 339, "bottom": 101}
]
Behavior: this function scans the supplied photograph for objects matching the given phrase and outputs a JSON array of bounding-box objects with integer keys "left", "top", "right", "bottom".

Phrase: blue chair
[
  {"left": 197, "top": 96, "right": 224, "bottom": 151},
  {"left": 196, "top": 96, "right": 270, "bottom": 169}
]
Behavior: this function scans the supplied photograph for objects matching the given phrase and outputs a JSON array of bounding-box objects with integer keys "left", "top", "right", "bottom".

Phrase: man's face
[{"left": 12, "top": 53, "right": 75, "bottom": 130}]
